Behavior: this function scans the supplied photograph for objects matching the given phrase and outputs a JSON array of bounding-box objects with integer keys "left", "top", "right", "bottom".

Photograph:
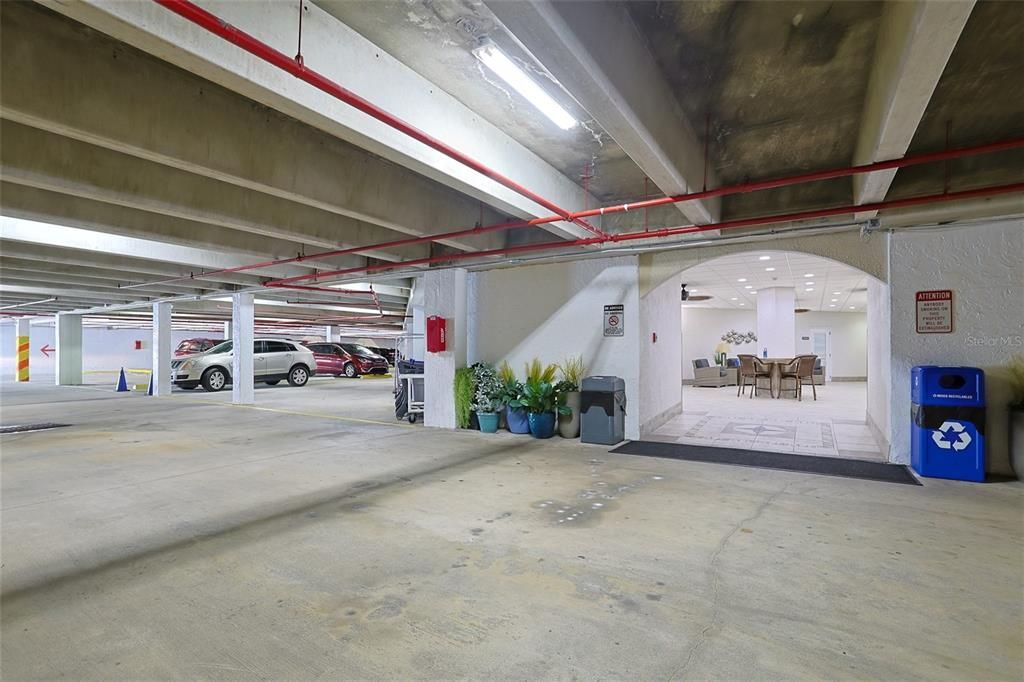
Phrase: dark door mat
[
  {"left": 610, "top": 441, "right": 921, "bottom": 486},
  {"left": 0, "top": 423, "right": 71, "bottom": 434}
]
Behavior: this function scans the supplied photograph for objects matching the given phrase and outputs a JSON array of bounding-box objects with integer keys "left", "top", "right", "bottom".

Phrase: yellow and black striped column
[{"left": 17, "top": 334, "right": 30, "bottom": 381}]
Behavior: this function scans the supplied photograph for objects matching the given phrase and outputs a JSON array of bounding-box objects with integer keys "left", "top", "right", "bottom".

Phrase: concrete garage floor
[{"left": 2, "top": 381, "right": 1022, "bottom": 680}]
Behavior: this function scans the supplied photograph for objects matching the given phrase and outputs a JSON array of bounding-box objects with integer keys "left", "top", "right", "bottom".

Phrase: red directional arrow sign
[{"left": 40, "top": 344, "right": 54, "bottom": 358}]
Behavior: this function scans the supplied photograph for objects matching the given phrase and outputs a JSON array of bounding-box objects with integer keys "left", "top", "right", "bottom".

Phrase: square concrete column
[
  {"left": 423, "top": 269, "right": 467, "bottom": 429},
  {"left": 55, "top": 313, "right": 83, "bottom": 386},
  {"left": 231, "top": 292, "right": 255, "bottom": 405},
  {"left": 756, "top": 287, "right": 796, "bottom": 357},
  {"left": 223, "top": 321, "right": 231, "bottom": 339},
  {"left": 151, "top": 302, "right": 173, "bottom": 396},
  {"left": 324, "top": 325, "right": 335, "bottom": 342},
  {"left": 15, "top": 318, "right": 30, "bottom": 382}
]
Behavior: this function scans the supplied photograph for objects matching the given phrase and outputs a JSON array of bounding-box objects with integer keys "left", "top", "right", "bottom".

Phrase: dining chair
[
  {"left": 780, "top": 355, "right": 818, "bottom": 401},
  {"left": 737, "top": 354, "right": 770, "bottom": 398}
]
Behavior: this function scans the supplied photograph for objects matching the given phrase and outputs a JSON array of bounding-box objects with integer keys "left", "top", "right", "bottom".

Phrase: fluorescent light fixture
[
  {"left": 805, "top": 281, "right": 814, "bottom": 286},
  {"left": 849, "top": 306, "right": 856, "bottom": 310},
  {"left": 730, "top": 297, "right": 738, "bottom": 301},
  {"left": 737, "top": 278, "right": 747, "bottom": 282},
  {"left": 833, "top": 291, "right": 841, "bottom": 295},
  {"left": 831, "top": 298, "right": 838, "bottom": 302},
  {"left": 751, "top": 291, "right": 758, "bottom": 294},
  {"left": 739, "top": 303, "right": 745, "bottom": 306},
  {"left": 804, "top": 273, "right": 814, "bottom": 277},
  {"left": 829, "top": 304, "right": 836, "bottom": 308},
  {"left": 805, "top": 288, "right": 814, "bottom": 292},
  {"left": 759, "top": 256, "right": 771, "bottom": 261},
  {"left": 473, "top": 42, "right": 577, "bottom": 130},
  {"left": 744, "top": 285, "right": 753, "bottom": 289},
  {"left": 765, "top": 267, "right": 775, "bottom": 272}
]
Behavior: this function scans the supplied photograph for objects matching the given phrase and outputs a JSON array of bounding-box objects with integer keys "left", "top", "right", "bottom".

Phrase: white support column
[
  {"left": 756, "top": 288, "right": 796, "bottom": 358},
  {"left": 423, "top": 269, "right": 467, "bottom": 429},
  {"left": 324, "top": 325, "right": 335, "bottom": 342},
  {"left": 151, "top": 302, "right": 172, "bottom": 396},
  {"left": 223, "top": 321, "right": 231, "bottom": 339},
  {"left": 231, "top": 292, "right": 254, "bottom": 405},
  {"left": 55, "top": 313, "right": 83, "bottom": 385},
  {"left": 15, "top": 318, "right": 30, "bottom": 382}
]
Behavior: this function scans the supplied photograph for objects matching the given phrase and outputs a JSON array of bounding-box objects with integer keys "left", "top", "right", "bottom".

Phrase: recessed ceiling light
[
  {"left": 759, "top": 256, "right": 771, "bottom": 261},
  {"left": 737, "top": 278, "right": 747, "bottom": 282},
  {"left": 765, "top": 267, "right": 775, "bottom": 272},
  {"left": 804, "top": 273, "right": 814, "bottom": 278},
  {"left": 472, "top": 42, "right": 577, "bottom": 130}
]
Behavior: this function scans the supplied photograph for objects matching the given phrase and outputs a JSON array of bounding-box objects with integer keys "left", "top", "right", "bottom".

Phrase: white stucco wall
[
  {"left": 888, "top": 220, "right": 1024, "bottom": 473},
  {"left": 639, "top": 272, "right": 683, "bottom": 435},
  {"left": 795, "top": 312, "right": 868, "bottom": 378},
  {"left": 866, "top": 277, "right": 892, "bottom": 456},
  {"left": 468, "top": 255, "right": 641, "bottom": 439}
]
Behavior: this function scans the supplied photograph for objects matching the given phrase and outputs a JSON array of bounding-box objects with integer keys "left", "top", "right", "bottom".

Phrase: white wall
[
  {"left": 639, "top": 272, "right": 683, "bottom": 435},
  {"left": 888, "top": 220, "right": 1024, "bottom": 473},
  {"left": 680, "top": 308, "right": 758, "bottom": 380},
  {"left": 795, "top": 312, "right": 867, "bottom": 378},
  {"left": 866, "top": 277, "right": 892, "bottom": 456},
  {"left": 0, "top": 324, "right": 200, "bottom": 380},
  {"left": 681, "top": 308, "right": 867, "bottom": 380},
  {"left": 468, "top": 255, "right": 641, "bottom": 439}
]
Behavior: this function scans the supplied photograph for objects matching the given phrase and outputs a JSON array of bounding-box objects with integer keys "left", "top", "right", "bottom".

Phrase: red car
[
  {"left": 304, "top": 342, "right": 390, "bottom": 378},
  {"left": 174, "top": 338, "right": 225, "bottom": 357}
]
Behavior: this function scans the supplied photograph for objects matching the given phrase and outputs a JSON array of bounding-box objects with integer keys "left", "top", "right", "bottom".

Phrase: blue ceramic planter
[
  {"left": 478, "top": 412, "right": 500, "bottom": 433},
  {"left": 506, "top": 406, "right": 530, "bottom": 434},
  {"left": 528, "top": 411, "right": 556, "bottom": 439}
]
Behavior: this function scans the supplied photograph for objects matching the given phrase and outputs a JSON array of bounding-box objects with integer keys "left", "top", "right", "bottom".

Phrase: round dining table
[{"left": 756, "top": 358, "right": 797, "bottom": 399}]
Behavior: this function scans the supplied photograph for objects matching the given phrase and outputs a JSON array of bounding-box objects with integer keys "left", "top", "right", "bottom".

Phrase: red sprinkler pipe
[
  {"left": 153, "top": 0, "right": 606, "bottom": 238},
  {"left": 266, "top": 182, "right": 1024, "bottom": 283},
  {"left": 131, "top": 134, "right": 1024, "bottom": 291}
]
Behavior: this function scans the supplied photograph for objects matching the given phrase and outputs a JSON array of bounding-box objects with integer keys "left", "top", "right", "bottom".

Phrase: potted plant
[
  {"left": 497, "top": 361, "right": 529, "bottom": 434},
  {"left": 513, "top": 379, "right": 570, "bottom": 439},
  {"left": 454, "top": 367, "right": 474, "bottom": 429},
  {"left": 555, "top": 355, "right": 585, "bottom": 438},
  {"left": 1009, "top": 354, "right": 1024, "bottom": 480},
  {"left": 470, "top": 362, "right": 502, "bottom": 433}
]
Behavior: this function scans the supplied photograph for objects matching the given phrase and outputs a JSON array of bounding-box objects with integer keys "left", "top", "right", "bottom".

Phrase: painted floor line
[{"left": 201, "top": 400, "right": 416, "bottom": 429}]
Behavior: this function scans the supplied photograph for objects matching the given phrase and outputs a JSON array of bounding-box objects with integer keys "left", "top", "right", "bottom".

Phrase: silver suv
[{"left": 171, "top": 339, "right": 316, "bottom": 392}]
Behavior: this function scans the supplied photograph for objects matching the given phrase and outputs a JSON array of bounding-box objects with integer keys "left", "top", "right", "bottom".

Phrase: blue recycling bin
[{"left": 911, "top": 366, "right": 986, "bottom": 482}]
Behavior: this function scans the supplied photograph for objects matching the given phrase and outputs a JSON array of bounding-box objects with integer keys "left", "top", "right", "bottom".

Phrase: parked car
[
  {"left": 304, "top": 342, "right": 389, "bottom": 378},
  {"left": 171, "top": 339, "right": 316, "bottom": 391},
  {"left": 174, "top": 338, "right": 225, "bottom": 357}
]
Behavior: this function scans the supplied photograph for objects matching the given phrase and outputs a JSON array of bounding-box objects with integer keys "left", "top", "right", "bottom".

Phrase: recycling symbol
[{"left": 932, "top": 421, "right": 972, "bottom": 451}]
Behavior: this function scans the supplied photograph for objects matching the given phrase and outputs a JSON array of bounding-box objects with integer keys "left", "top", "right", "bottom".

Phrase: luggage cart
[{"left": 394, "top": 358, "right": 425, "bottom": 423}]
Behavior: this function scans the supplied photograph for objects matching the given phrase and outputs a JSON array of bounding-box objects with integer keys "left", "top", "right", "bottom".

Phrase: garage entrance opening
[{"left": 652, "top": 250, "right": 887, "bottom": 461}]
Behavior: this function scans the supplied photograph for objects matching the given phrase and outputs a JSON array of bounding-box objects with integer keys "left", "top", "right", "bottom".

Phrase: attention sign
[
  {"left": 603, "top": 304, "right": 624, "bottom": 337},
  {"left": 916, "top": 290, "right": 953, "bottom": 334}
]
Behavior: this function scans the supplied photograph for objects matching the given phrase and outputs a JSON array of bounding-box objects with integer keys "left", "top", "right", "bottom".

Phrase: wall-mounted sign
[
  {"left": 916, "top": 290, "right": 953, "bottom": 334},
  {"left": 603, "top": 304, "right": 624, "bottom": 337}
]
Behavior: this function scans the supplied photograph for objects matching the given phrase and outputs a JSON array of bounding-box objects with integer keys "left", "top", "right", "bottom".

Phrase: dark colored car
[
  {"left": 174, "top": 338, "right": 225, "bottom": 357},
  {"left": 305, "top": 342, "right": 389, "bottom": 378}
]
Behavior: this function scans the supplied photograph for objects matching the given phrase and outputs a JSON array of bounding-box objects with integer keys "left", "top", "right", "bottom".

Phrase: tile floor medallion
[{"left": 651, "top": 382, "right": 884, "bottom": 461}]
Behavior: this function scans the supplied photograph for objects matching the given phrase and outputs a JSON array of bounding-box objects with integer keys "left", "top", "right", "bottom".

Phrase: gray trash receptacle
[{"left": 580, "top": 375, "right": 626, "bottom": 444}]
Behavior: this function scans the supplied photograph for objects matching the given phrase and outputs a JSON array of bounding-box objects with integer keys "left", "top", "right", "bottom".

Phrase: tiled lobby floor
[{"left": 651, "top": 382, "right": 884, "bottom": 461}]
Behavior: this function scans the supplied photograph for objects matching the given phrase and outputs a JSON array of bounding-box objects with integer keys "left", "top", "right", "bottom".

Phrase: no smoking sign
[{"left": 603, "top": 304, "right": 624, "bottom": 337}]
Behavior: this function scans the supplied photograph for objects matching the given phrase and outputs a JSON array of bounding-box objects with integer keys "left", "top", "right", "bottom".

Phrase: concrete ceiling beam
[
  {"left": 32, "top": 0, "right": 599, "bottom": 240},
  {"left": 0, "top": 122, "right": 429, "bottom": 263},
  {"left": 0, "top": 183, "right": 369, "bottom": 271},
  {"left": 487, "top": 0, "right": 720, "bottom": 227},
  {"left": 0, "top": 243, "right": 271, "bottom": 289},
  {"left": 0, "top": 283, "right": 139, "bottom": 304},
  {"left": 0, "top": 268, "right": 211, "bottom": 297},
  {"left": 1, "top": 2, "right": 513, "bottom": 253},
  {"left": 853, "top": 0, "right": 975, "bottom": 214},
  {"left": 0, "top": 217, "right": 312, "bottom": 281}
]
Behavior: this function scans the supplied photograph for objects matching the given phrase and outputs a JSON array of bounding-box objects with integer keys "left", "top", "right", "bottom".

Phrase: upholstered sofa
[{"left": 693, "top": 358, "right": 738, "bottom": 387}]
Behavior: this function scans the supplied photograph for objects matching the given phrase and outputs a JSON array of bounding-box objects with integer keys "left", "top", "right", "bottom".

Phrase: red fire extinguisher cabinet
[{"left": 426, "top": 315, "right": 447, "bottom": 353}]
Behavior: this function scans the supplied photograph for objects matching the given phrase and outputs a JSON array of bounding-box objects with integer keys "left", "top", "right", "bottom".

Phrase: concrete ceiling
[
  {"left": 1, "top": 0, "right": 1022, "bottom": 326},
  {"left": 681, "top": 251, "right": 870, "bottom": 312}
]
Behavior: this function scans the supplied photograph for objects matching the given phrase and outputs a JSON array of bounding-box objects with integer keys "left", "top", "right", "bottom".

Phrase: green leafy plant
[
  {"left": 497, "top": 360, "right": 516, "bottom": 385},
  {"left": 557, "top": 355, "right": 585, "bottom": 391},
  {"left": 454, "top": 367, "right": 475, "bottom": 428},
  {"left": 1009, "top": 354, "right": 1024, "bottom": 409},
  {"left": 470, "top": 362, "right": 502, "bottom": 414},
  {"left": 524, "top": 358, "right": 557, "bottom": 384},
  {"left": 511, "top": 380, "right": 571, "bottom": 416}
]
